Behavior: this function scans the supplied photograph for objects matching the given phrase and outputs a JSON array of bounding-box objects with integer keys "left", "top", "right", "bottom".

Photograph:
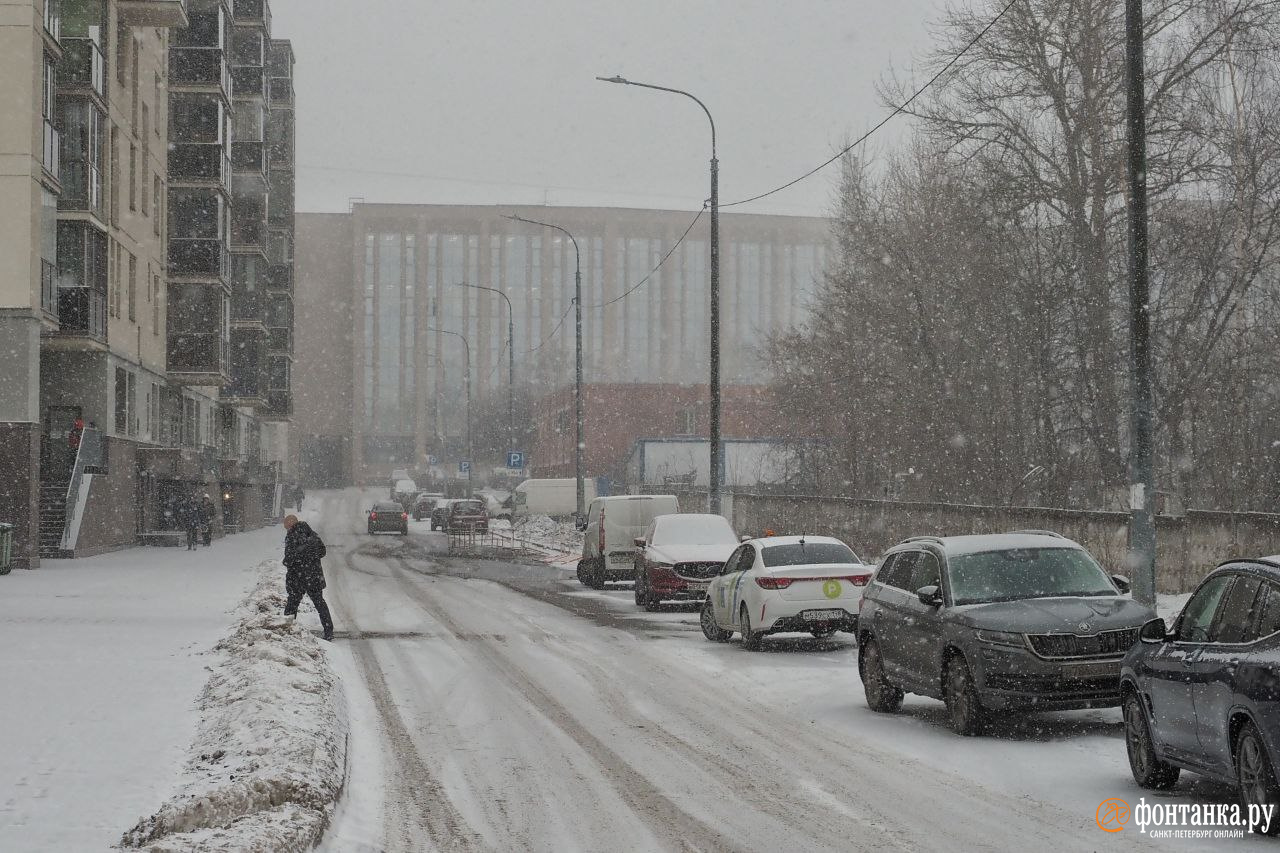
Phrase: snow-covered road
[{"left": 310, "top": 491, "right": 1262, "bottom": 852}]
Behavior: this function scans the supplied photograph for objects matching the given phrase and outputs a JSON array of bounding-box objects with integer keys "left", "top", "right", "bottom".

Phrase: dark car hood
[{"left": 952, "top": 596, "right": 1154, "bottom": 634}]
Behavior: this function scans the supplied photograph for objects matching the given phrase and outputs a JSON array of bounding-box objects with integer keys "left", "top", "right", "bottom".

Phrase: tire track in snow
[
  {"left": 387, "top": 558, "right": 732, "bottom": 852},
  {"left": 334, "top": 549, "right": 485, "bottom": 851}
]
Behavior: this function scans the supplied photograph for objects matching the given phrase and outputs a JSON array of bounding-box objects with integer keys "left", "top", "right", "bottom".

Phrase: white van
[
  {"left": 577, "top": 494, "right": 679, "bottom": 588},
  {"left": 513, "top": 478, "right": 597, "bottom": 519}
]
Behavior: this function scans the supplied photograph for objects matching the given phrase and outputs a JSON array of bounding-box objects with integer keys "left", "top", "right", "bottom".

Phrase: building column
[{"left": 0, "top": 312, "right": 43, "bottom": 569}]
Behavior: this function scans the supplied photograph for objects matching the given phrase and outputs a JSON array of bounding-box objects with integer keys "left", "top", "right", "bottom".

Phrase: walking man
[
  {"left": 293, "top": 484, "right": 305, "bottom": 512},
  {"left": 181, "top": 494, "right": 200, "bottom": 551},
  {"left": 282, "top": 514, "right": 334, "bottom": 641}
]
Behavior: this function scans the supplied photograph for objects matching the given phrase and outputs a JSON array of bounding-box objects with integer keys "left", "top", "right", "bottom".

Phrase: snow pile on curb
[
  {"left": 512, "top": 514, "right": 581, "bottom": 555},
  {"left": 120, "top": 561, "right": 347, "bottom": 852}
]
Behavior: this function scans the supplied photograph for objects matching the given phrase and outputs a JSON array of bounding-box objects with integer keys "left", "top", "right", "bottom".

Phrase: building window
[
  {"left": 153, "top": 175, "right": 162, "bottom": 235},
  {"left": 153, "top": 272, "right": 161, "bottom": 332},
  {"left": 109, "top": 126, "right": 120, "bottom": 224},
  {"left": 128, "top": 143, "right": 138, "bottom": 211},
  {"left": 115, "top": 18, "right": 127, "bottom": 85},
  {"left": 59, "top": 98, "right": 105, "bottom": 215},
  {"left": 114, "top": 367, "right": 128, "bottom": 434},
  {"left": 127, "top": 252, "right": 137, "bottom": 321}
]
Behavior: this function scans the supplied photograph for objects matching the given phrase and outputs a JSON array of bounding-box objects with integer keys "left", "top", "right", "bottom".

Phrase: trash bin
[{"left": 0, "top": 523, "right": 13, "bottom": 575}]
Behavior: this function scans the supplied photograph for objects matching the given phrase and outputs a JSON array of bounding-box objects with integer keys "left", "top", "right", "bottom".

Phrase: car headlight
[{"left": 976, "top": 630, "right": 1025, "bottom": 648}]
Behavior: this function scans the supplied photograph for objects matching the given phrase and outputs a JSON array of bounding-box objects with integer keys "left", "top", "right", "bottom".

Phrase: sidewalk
[{"left": 0, "top": 529, "right": 282, "bottom": 852}]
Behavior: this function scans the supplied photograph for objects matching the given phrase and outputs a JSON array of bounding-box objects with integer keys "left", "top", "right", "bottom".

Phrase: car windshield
[
  {"left": 653, "top": 515, "right": 736, "bottom": 546},
  {"left": 947, "top": 548, "right": 1117, "bottom": 605},
  {"left": 452, "top": 501, "right": 483, "bottom": 513},
  {"left": 373, "top": 503, "right": 401, "bottom": 512},
  {"left": 761, "top": 542, "right": 860, "bottom": 567}
]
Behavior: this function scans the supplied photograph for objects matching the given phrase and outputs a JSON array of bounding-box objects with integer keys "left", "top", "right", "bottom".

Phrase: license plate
[
  {"left": 610, "top": 553, "right": 632, "bottom": 564},
  {"left": 684, "top": 581, "right": 709, "bottom": 592},
  {"left": 801, "top": 609, "right": 845, "bottom": 622},
  {"left": 1066, "top": 661, "right": 1122, "bottom": 679}
]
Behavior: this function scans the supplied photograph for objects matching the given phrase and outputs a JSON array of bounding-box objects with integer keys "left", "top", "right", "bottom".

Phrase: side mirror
[
  {"left": 916, "top": 585, "right": 943, "bottom": 607},
  {"left": 634, "top": 537, "right": 646, "bottom": 548},
  {"left": 740, "top": 535, "right": 752, "bottom": 543},
  {"left": 1140, "top": 617, "right": 1171, "bottom": 644},
  {"left": 575, "top": 519, "right": 588, "bottom": 532},
  {"left": 1111, "top": 574, "right": 1132, "bottom": 594}
]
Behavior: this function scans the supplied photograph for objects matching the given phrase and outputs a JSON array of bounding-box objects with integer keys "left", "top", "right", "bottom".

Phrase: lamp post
[
  {"left": 597, "top": 74, "right": 721, "bottom": 514},
  {"left": 1124, "top": 0, "right": 1156, "bottom": 606},
  {"left": 505, "top": 214, "right": 585, "bottom": 521},
  {"left": 457, "top": 282, "right": 515, "bottom": 466},
  {"left": 427, "top": 327, "right": 472, "bottom": 497}
]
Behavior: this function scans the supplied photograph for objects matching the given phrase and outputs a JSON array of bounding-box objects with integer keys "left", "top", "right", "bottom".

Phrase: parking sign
[
  {"left": 459, "top": 459, "right": 471, "bottom": 475},
  {"left": 507, "top": 451, "right": 525, "bottom": 470}
]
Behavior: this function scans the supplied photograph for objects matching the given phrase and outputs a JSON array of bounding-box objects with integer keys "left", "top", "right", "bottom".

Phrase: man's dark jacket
[{"left": 283, "top": 521, "right": 327, "bottom": 594}]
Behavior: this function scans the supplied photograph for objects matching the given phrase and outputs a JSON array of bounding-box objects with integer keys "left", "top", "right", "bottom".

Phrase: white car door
[
  {"left": 711, "top": 545, "right": 746, "bottom": 626},
  {"left": 721, "top": 545, "right": 758, "bottom": 628}
]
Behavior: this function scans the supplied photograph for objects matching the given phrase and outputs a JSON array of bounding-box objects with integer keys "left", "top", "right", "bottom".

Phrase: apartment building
[
  {"left": 0, "top": 0, "right": 296, "bottom": 568},
  {"left": 292, "top": 203, "right": 830, "bottom": 487}
]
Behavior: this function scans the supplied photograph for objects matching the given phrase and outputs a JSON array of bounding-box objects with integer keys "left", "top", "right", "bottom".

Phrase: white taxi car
[{"left": 701, "top": 535, "right": 873, "bottom": 650}]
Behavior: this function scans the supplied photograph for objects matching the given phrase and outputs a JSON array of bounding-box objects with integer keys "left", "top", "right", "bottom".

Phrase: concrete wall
[
  {"left": 723, "top": 493, "right": 1280, "bottom": 595},
  {"left": 75, "top": 437, "right": 139, "bottom": 557},
  {"left": 0, "top": 422, "right": 40, "bottom": 569}
]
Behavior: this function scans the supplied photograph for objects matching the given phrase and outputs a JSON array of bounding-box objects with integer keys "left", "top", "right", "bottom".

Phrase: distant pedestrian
[
  {"left": 69, "top": 416, "right": 84, "bottom": 452},
  {"left": 180, "top": 494, "right": 200, "bottom": 551},
  {"left": 293, "top": 484, "right": 305, "bottom": 512},
  {"left": 282, "top": 514, "right": 334, "bottom": 641},
  {"left": 200, "top": 494, "right": 215, "bottom": 546}
]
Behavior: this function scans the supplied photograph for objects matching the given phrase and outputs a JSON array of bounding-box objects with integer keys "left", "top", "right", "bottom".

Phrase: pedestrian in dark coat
[
  {"left": 180, "top": 495, "right": 199, "bottom": 551},
  {"left": 293, "top": 485, "right": 305, "bottom": 512},
  {"left": 282, "top": 514, "right": 334, "bottom": 640}
]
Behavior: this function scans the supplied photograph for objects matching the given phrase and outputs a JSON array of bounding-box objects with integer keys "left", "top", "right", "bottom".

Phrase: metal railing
[
  {"left": 61, "top": 428, "right": 104, "bottom": 551},
  {"left": 43, "top": 120, "right": 60, "bottom": 179},
  {"left": 0, "top": 523, "right": 13, "bottom": 574},
  {"left": 41, "top": 260, "right": 58, "bottom": 318}
]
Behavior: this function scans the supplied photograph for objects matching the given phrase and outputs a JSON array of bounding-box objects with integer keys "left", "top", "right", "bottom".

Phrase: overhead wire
[{"left": 721, "top": 0, "right": 1021, "bottom": 209}]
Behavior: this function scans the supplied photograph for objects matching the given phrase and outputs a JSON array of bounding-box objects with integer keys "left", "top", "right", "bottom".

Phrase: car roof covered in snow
[{"left": 889, "top": 532, "right": 1087, "bottom": 557}]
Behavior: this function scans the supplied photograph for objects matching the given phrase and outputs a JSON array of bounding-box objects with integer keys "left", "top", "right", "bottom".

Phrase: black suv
[
  {"left": 858, "top": 531, "right": 1153, "bottom": 735},
  {"left": 1120, "top": 560, "right": 1280, "bottom": 835}
]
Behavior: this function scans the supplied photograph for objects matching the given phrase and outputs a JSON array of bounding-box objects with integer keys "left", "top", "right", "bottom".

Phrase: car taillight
[
  {"left": 756, "top": 577, "right": 793, "bottom": 590},
  {"left": 842, "top": 575, "right": 870, "bottom": 586},
  {"left": 370, "top": 513, "right": 377, "bottom": 520}
]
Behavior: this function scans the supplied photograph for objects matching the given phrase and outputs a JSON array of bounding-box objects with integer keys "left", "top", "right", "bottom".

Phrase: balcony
[
  {"left": 169, "top": 237, "right": 230, "bottom": 281},
  {"left": 231, "top": 66, "right": 265, "bottom": 99},
  {"left": 261, "top": 388, "right": 292, "bottom": 421},
  {"left": 223, "top": 327, "right": 268, "bottom": 405},
  {"left": 169, "top": 142, "right": 229, "bottom": 185},
  {"left": 118, "top": 0, "right": 189, "bottom": 28},
  {"left": 56, "top": 287, "right": 108, "bottom": 343},
  {"left": 268, "top": 78, "right": 293, "bottom": 108},
  {"left": 58, "top": 39, "right": 107, "bottom": 100},
  {"left": 59, "top": 161, "right": 104, "bottom": 216},
  {"left": 231, "top": 140, "right": 266, "bottom": 175},
  {"left": 266, "top": 262, "right": 292, "bottom": 292},
  {"left": 170, "top": 47, "right": 231, "bottom": 96},
  {"left": 233, "top": 0, "right": 269, "bottom": 25},
  {"left": 44, "top": 0, "right": 61, "bottom": 42},
  {"left": 168, "top": 331, "right": 229, "bottom": 385},
  {"left": 231, "top": 213, "right": 266, "bottom": 253},
  {"left": 43, "top": 120, "right": 60, "bottom": 183}
]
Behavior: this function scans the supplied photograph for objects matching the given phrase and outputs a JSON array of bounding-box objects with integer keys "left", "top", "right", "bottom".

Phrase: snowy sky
[{"left": 269, "top": 0, "right": 946, "bottom": 217}]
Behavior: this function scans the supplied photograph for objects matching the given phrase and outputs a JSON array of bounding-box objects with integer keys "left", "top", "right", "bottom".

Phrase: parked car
[
  {"left": 633, "top": 514, "right": 739, "bottom": 611},
  {"left": 412, "top": 493, "right": 444, "bottom": 521},
  {"left": 857, "top": 531, "right": 1152, "bottom": 735},
  {"left": 701, "top": 535, "right": 872, "bottom": 648},
  {"left": 446, "top": 499, "right": 489, "bottom": 534},
  {"left": 367, "top": 501, "right": 408, "bottom": 535},
  {"left": 577, "top": 495, "right": 679, "bottom": 589},
  {"left": 429, "top": 499, "right": 454, "bottom": 531},
  {"left": 1121, "top": 558, "right": 1280, "bottom": 834}
]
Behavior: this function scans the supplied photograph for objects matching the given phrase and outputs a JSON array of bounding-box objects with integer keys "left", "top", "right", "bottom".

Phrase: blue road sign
[
  {"left": 507, "top": 451, "right": 525, "bottom": 470},
  {"left": 459, "top": 459, "right": 471, "bottom": 475},
  {"left": 427, "top": 454, "right": 439, "bottom": 466}
]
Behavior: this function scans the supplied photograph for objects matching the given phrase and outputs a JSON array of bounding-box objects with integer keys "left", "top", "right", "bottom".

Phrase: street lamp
[
  {"left": 505, "top": 213, "right": 585, "bottom": 521},
  {"left": 456, "top": 282, "right": 515, "bottom": 465},
  {"left": 427, "top": 326, "right": 472, "bottom": 497},
  {"left": 597, "top": 74, "right": 722, "bottom": 515}
]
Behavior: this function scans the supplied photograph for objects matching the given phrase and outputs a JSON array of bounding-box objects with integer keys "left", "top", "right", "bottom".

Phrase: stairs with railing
[{"left": 39, "top": 479, "right": 70, "bottom": 559}]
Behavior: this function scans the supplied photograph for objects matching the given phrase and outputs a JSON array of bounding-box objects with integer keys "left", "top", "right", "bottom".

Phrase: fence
[
  {"left": 0, "top": 523, "right": 12, "bottom": 574},
  {"left": 702, "top": 492, "right": 1280, "bottom": 595}
]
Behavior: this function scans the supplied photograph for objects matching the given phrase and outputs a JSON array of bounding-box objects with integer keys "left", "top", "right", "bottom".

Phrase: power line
[
  {"left": 585, "top": 204, "right": 707, "bottom": 309},
  {"left": 721, "top": 0, "right": 1021, "bottom": 209}
]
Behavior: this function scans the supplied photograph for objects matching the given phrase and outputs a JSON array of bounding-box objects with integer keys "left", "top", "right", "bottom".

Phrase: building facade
[
  {"left": 0, "top": 0, "right": 296, "bottom": 568},
  {"left": 293, "top": 203, "right": 830, "bottom": 487}
]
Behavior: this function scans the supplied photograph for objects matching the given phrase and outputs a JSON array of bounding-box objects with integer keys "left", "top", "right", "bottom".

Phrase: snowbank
[
  {"left": 512, "top": 514, "right": 581, "bottom": 555},
  {"left": 121, "top": 561, "right": 347, "bottom": 852}
]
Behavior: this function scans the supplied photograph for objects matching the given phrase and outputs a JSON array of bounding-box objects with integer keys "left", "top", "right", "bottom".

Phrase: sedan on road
[
  {"left": 368, "top": 501, "right": 409, "bottom": 535},
  {"left": 701, "top": 535, "right": 872, "bottom": 649},
  {"left": 1121, "top": 558, "right": 1280, "bottom": 835},
  {"left": 412, "top": 493, "right": 444, "bottom": 521},
  {"left": 633, "top": 513, "right": 739, "bottom": 611}
]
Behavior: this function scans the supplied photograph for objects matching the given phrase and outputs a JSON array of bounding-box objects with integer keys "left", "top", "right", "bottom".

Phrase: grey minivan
[{"left": 858, "top": 531, "right": 1154, "bottom": 735}]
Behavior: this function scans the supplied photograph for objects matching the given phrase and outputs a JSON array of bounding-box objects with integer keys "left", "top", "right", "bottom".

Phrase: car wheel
[
  {"left": 586, "top": 559, "right": 606, "bottom": 590},
  {"left": 1238, "top": 722, "right": 1280, "bottom": 835},
  {"left": 859, "top": 637, "right": 904, "bottom": 713},
  {"left": 643, "top": 590, "right": 662, "bottom": 612},
  {"left": 740, "top": 604, "right": 763, "bottom": 651},
  {"left": 701, "top": 598, "right": 732, "bottom": 642},
  {"left": 944, "top": 654, "right": 987, "bottom": 736},
  {"left": 1124, "top": 692, "right": 1180, "bottom": 790},
  {"left": 577, "top": 560, "right": 591, "bottom": 587}
]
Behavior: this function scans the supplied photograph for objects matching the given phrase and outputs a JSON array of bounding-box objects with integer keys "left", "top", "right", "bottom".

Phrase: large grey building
[{"left": 293, "top": 203, "right": 830, "bottom": 486}]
